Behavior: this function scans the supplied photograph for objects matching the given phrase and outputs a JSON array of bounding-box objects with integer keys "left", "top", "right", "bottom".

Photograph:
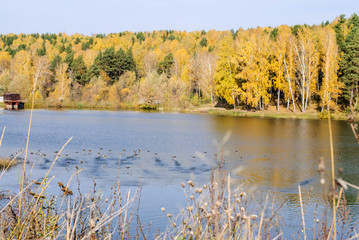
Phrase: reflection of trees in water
[{"left": 209, "top": 116, "right": 359, "bottom": 198}]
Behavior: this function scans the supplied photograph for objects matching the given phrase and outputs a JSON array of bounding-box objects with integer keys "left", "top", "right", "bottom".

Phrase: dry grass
[
  {"left": 160, "top": 142, "right": 283, "bottom": 240},
  {"left": 0, "top": 159, "right": 145, "bottom": 239},
  {"left": 0, "top": 158, "right": 16, "bottom": 170}
]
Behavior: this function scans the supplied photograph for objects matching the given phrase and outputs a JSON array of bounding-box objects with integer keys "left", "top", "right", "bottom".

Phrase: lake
[{"left": 0, "top": 109, "right": 359, "bottom": 237}]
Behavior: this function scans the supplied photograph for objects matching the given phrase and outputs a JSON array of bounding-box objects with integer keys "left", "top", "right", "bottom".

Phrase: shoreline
[
  {"left": 2, "top": 102, "right": 354, "bottom": 121},
  {"left": 189, "top": 107, "right": 351, "bottom": 120}
]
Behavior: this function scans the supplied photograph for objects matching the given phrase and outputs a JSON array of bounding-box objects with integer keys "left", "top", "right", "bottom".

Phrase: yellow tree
[
  {"left": 318, "top": 25, "right": 343, "bottom": 110},
  {"left": 10, "top": 50, "right": 33, "bottom": 98},
  {"left": 271, "top": 25, "right": 297, "bottom": 112},
  {"left": 179, "top": 34, "right": 197, "bottom": 53},
  {"left": 214, "top": 34, "right": 240, "bottom": 106},
  {"left": 50, "top": 63, "right": 70, "bottom": 101},
  {"left": 236, "top": 28, "right": 271, "bottom": 110},
  {"left": 173, "top": 48, "right": 189, "bottom": 78},
  {"left": 142, "top": 50, "right": 161, "bottom": 77},
  {"left": 92, "top": 39, "right": 106, "bottom": 50},
  {"left": 294, "top": 26, "right": 319, "bottom": 112},
  {"left": 33, "top": 56, "right": 51, "bottom": 99},
  {"left": 83, "top": 49, "right": 99, "bottom": 68},
  {"left": 189, "top": 51, "right": 218, "bottom": 104},
  {"left": 0, "top": 51, "right": 11, "bottom": 73}
]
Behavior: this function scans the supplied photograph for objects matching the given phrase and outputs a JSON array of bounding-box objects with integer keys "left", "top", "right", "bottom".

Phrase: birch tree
[
  {"left": 294, "top": 27, "right": 319, "bottom": 112},
  {"left": 189, "top": 51, "right": 218, "bottom": 103}
]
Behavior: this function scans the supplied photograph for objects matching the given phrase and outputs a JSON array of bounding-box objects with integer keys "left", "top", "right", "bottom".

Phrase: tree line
[{"left": 0, "top": 14, "right": 358, "bottom": 112}]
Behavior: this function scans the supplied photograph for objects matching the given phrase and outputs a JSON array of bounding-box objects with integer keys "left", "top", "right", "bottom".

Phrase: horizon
[
  {"left": 0, "top": 0, "right": 358, "bottom": 35},
  {"left": 1, "top": 15, "right": 356, "bottom": 36}
]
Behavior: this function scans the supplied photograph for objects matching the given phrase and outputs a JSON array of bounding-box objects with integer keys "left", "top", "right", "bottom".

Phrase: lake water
[{"left": 1, "top": 109, "right": 359, "bottom": 237}]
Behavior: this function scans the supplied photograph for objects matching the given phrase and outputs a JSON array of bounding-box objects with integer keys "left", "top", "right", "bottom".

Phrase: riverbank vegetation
[
  {"left": 1, "top": 131, "right": 359, "bottom": 239},
  {"left": 0, "top": 14, "right": 359, "bottom": 115}
]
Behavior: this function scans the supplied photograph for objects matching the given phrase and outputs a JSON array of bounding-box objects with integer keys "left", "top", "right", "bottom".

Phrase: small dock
[{"left": 3, "top": 94, "right": 24, "bottom": 110}]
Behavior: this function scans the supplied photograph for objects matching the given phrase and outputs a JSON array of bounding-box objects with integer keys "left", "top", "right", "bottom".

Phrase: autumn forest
[{"left": 1, "top": 14, "right": 359, "bottom": 113}]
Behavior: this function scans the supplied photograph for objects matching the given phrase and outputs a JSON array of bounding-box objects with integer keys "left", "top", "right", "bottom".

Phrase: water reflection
[
  {"left": 1, "top": 110, "right": 359, "bottom": 235},
  {"left": 207, "top": 116, "right": 358, "bottom": 199}
]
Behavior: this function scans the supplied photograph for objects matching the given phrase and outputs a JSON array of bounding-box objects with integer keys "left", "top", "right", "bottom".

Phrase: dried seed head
[
  {"left": 161, "top": 207, "right": 165, "bottom": 212},
  {"left": 167, "top": 214, "right": 172, "bottom": 218},
  {"left": 236, "top": 198, "right": 240, "bottom": 203},
  {"left": 172, "top": 223, "right": 176, "bottom": 228},
  {"left": 234, "top": 194, "right": 238, "bottom": 198},
  {"left": 181, "top": 183, "right": 185, "bottom": 188},
  {"left": 239, "top": 192, "right": 246, "bottom": 197},
  {"left": 187, "top": 180, "right": 195, "bottom": 187},
  {"left": 250, "top": 214, "right": 258, "bottom": 220},
  {"left": 190, "top": 195, "right": 195, "bottom": 200},
  {"left": 216, "top": 201, "right": 221, "bottom": 207},
  {"left": 181, "top": 209, "right": 185, "bottom": 214},
  {"left": 89, "top": 218, "right": 96, "bottom": 228},
  {"left": 242, "top": 215, "right": 248, "bottom": 220},
  {"left": 187, "top": 206, "right": 193, "bottom": 212},
  {"left": 236, "top": 213, "right": 241, "bottom": 218},
  {"left": 240, "top": 207, "right": 245, "bottom": 212},
  {"left": 203, "top": 184, "right": 207, "bottom": 189}
]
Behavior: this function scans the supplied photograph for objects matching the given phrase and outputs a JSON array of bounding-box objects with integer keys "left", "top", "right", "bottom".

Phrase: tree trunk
[
  {"left": 232, "top": 91, "right": 236, "bottom": 109},
  {"left": 283, "top": 57, "right": 296, "bottom": 112},
  {"left": 350, "top": 88, "right": 354, "bottom": 112},
  {"left": 277, "top": 88, "right": 280, "bottom": 112},
  {"left": 210, "top": 89, "right": 213, "bottom": 105}
]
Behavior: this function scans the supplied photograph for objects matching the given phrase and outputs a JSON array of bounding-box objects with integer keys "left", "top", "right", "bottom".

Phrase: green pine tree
[
  {"left": 157, "top": 53, "right": 174, "bottom": 78},
  {"left": 341, "top": 26, "right": 359, "bottom": 110}
]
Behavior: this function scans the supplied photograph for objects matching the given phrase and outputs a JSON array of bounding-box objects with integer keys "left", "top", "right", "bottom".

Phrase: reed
[
  {"left": 0, "top": 156, "right": 144, "bottom": 239},
  {"left": 161, "top": 139, "right": 283, "bottom": 240}
]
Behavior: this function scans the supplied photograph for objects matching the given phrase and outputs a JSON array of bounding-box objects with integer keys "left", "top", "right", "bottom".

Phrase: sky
[{"left": 0, "top": 0, "right": 358, "bottom": 35}]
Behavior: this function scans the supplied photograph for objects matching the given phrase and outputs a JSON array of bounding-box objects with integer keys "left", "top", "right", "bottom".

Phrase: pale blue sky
[{"left": 0, "top": 0, "right": 358, "bottom": 35}]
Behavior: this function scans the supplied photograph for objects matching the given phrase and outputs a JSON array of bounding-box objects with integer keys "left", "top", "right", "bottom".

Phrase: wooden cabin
[{"left": 4, "top": 94, "right": 24, "bottom": 110}]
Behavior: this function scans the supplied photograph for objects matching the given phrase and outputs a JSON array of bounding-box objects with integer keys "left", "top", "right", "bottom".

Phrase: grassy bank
[
  {"left": 186, "top": 105, "right": 355, "bottom": 121},
  {"left": 6, "top": 100, "right": 356, "bottom": 121}
]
